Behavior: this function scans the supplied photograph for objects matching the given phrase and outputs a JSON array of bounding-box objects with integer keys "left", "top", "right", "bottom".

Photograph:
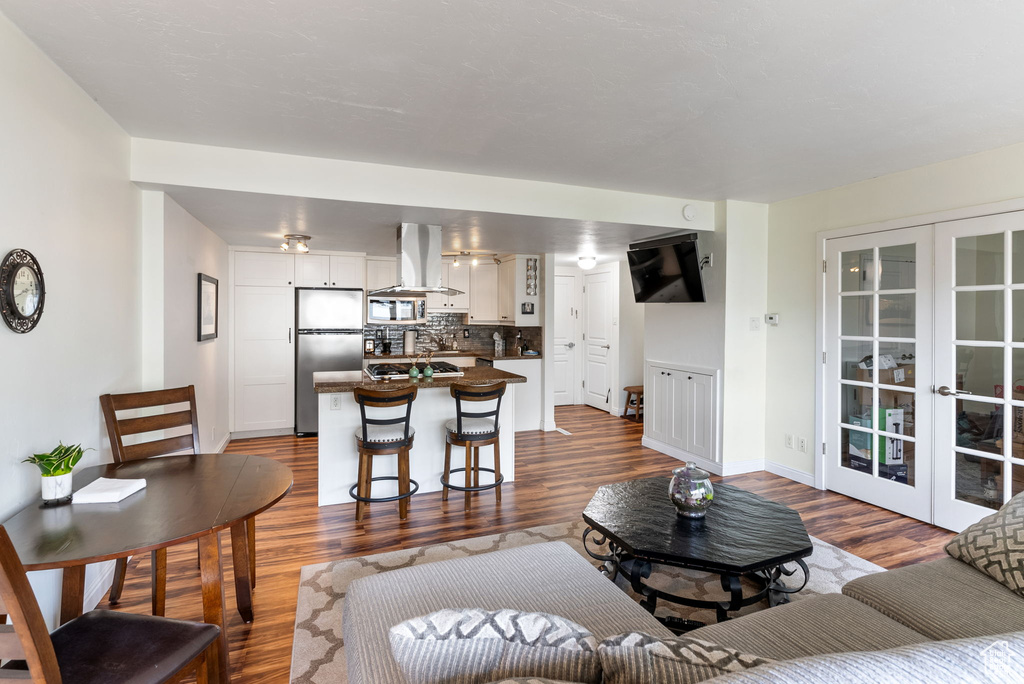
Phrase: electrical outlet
[
  {"left": 749, "top": 317, "right": 761, "bottom": 331},
  {"left": 765, "top": 313, "right": 780, "bottom": 326},
  {"left": 330, "top": 395, "right": 343, "bottom": 410},
  {"left": 463, "top": 329, "right": 470, "bottom": 338},
  {"left": 798, "top": 437, "right": 808, "bottom": 453},
  {"left": 784, "top": 434, "right": 794, "bottom": 449}
]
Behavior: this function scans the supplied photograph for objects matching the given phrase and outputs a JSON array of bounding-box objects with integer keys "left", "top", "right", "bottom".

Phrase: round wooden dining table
[{"left": 2, "top": 453, "right": 293, "bottom": 684}]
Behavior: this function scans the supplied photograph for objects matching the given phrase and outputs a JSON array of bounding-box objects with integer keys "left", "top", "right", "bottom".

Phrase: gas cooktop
[{"left": 364, "top": 361, "right": 464, "bottom": 380}]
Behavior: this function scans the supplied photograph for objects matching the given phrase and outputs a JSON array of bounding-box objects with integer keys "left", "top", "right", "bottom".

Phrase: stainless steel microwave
[{"left": 366, "top": 296, "right": 427, "bottom": 325}]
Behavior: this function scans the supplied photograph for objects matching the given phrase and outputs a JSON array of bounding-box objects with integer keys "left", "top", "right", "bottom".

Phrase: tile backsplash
[{"left": 364, "top": 313, "right": 542, "bottom": 356}]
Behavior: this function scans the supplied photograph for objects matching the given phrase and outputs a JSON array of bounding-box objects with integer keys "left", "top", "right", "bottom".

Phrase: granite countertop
[
  {"left": 363, "top": 351, "right": 542, "bottom": 360},
  {"left": 314, "top": 366, "right": 527, "bottom": 393}
]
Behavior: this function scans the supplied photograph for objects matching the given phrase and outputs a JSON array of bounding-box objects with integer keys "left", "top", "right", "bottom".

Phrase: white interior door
[
  {"left": 553, "top": 274, "right": 578, "bottom": 405},
  {"left": 234, "top": 286, "right": 295, "bottom": 431},
  {"left": 583, "top": 271, "right": 613, "bottom": 410},
  {"left": 824, "top": 226, "right": 934, "bottom": 522},
  {"left": 934, "top": 212, "right": 1024, "bottom": 530}
]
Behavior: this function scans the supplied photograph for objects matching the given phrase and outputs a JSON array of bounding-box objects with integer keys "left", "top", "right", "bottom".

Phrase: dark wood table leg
[
  {"left": 59, "top": 564, "right": 86, "bottom": 625},
  {"left": 246, "top": 517, "right": 256, "bottom": 589},
  {"left": 198, "top": 531, "right": 230, "bottom": 684},
  {"left": 230, "top": 522, "right": 254, "bottom": 623}
]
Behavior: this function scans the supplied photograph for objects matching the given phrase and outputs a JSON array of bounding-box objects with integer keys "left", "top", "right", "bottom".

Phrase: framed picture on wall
[{"left": 197, "top": 273, "right": 219, "bottom": 341}]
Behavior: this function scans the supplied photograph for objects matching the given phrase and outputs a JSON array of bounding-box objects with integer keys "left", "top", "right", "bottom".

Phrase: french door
[
  {"left": 934, "top": 213, "right": 1024, "bottom": 530},
  {"left": 825, "top": 211, "right": 1024, "bottom": 531},
  {"left": 825, "top": 226, "right": 934, "bottom": 522}
]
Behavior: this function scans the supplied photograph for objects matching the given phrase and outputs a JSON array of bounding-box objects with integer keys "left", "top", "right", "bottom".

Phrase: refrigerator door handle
[{"left": 288, "top": 327, "right": 292, "bottom": 344}]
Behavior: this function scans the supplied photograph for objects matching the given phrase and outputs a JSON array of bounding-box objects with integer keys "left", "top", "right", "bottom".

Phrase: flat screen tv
[{"left": 627, "top": 234, "right": 707, "bottom": 303}]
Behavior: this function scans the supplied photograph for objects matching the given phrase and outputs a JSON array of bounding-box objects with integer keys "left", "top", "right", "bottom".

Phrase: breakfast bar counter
[{"left": 313, "top": 367, "right": 525, "bottom": 507}]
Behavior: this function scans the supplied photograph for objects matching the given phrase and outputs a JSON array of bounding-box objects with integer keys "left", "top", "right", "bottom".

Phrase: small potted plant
[{"left": 23, "top": 442, "right": 91, "bottom": 504}]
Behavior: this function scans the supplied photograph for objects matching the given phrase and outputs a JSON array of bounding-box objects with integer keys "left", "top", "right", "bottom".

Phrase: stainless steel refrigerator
[{"left": 295, "top": 288, "right": 363, "bottom": 435}]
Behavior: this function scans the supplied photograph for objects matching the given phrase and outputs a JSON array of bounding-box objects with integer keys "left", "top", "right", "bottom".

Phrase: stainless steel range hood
[{"left": 368, "top": 223, "right": 464, "bottom": 297}]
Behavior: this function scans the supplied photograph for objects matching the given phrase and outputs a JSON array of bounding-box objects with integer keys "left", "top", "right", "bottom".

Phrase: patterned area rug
[{"left": 290, "top": 519, "right": 883, "bottom": 683}]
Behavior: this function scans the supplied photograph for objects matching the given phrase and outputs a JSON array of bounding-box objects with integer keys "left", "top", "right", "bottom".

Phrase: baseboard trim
[
  {"left": 230, "top": 428, "right": 295, "bottom": 440},
  {"left": 641, "top": 436, "right": 723, "bottom": 476},
  {"left": 721, "top": 458, "right": 766, "bottom": 476},
  {"left": 765, "top": 460, "right": 816, "bottom": 487},
  {"left": 83, "top": 560, "right": 116, "bottom": 612},
  {"left": 212, "top": 433, "right": 231, "bottom": 453}
]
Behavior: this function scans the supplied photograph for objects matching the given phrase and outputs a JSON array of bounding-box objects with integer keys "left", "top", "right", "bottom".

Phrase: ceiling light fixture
[
  {"left": 281, "top": 234, "right": 312, "bottom": 252},
  {"left": 578, "top": 256, "right": 597, "bottom": 270}
]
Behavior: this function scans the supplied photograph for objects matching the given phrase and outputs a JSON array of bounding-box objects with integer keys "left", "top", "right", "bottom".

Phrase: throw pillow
[
  {"left": 945, "top": 491, "right": 1024, "bottom": 596},
  {"left": 388, "top": 609, "right": 601, "bottom": 684},
  {"left": 598, "top": 632, "right": 773, "bottom": 684}
]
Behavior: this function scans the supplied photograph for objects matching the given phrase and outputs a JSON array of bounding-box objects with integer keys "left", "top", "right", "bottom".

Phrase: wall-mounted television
[{"left": 627, "top": 233, "right": 707, "bottom": 303}]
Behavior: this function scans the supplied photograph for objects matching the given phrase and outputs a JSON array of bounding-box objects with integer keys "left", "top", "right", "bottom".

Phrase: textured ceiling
[
  {"left": 5, "top": 1, "right": 1024, "bottom": 202},
  {"left": 154, "top": 185, "right": 671, "bottom": 260}
]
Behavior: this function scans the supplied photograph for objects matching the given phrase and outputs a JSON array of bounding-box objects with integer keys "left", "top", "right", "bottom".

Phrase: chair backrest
[
  {"left": 352, "top": 387, "right": 418, "bottom": 446},
  {"left": 450, "top": 382, "right": 506, "bottom": 435},
  {"left": 99, "top": 386, "right": 201, "bottom": 463},
  {"left": 0, "top": 526, "right": 61, "bottom": 683}
]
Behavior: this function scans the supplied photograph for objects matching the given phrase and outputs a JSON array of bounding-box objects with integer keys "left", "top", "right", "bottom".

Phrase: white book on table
[{"left": 71, "top": 477, "right": 147, "bottom": 504}]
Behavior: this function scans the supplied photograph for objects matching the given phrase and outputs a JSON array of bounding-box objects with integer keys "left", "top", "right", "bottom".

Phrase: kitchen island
[{"left": 314, "top": 367, "right": 526, "bottom": 507}]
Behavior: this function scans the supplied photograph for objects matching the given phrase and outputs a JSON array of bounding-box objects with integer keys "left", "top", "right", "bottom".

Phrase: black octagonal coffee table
[{"left": 582, "top": 477, "right": 812, "bottom": 632}]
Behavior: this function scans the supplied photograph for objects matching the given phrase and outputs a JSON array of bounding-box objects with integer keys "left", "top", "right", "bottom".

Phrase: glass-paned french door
[
  {"left": 825, "top": 226, "right": 934, "bottom": 522},
  {"left": 934, "top": 213, "right": 1024, "bottom": 530}
]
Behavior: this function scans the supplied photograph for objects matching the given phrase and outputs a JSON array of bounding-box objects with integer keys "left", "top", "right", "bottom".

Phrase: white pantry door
[
  {"left": 934, "top": 211, "right": 1024, "bottom": 530},
  {"left": 583, "top": 271, "right": 613, "bottom": 410},
  {"left": 824, "top": 226, "right": 934, "bottom": 522},
  {"left": 553, "top": 274, "right": 578, "bottom": 405}
]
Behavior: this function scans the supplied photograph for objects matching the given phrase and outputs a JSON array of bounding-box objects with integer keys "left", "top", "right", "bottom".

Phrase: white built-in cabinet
[
  {"left": 469, "top": 262, "right": 499, "bottom": 322},
  {"left": 234, "top": 283, "right": 295, "bottom": 431},
  {"left": 426, "top": 259, "right": 470, "bottom": 312},
  {"left": 295, "top": 254, "right": 365, "bottom": 288},
  {"left": 365, "top": 257, "right": 397, "bottom": 293},
  {"left": 498, "top": 259, "right": 516, "bottom": 322},
  {"left": 645, "top": 363, "right": 716, "bottom": 462},
  {"left": 498, "top": 255, "right": 540, "bottom": 326},
  {"left": 330, "top": 255, "right": 365, "bottom": 288},
  {"left": 235, "top": 252, "right": 295, "bottom": 286}
]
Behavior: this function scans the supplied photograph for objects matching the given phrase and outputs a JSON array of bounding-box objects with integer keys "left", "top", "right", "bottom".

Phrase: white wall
[
  {"left": 163, "top": 196, "right": 231, "bottom": 452},
  {"left": 766, "top": 141, "right": 1024, "bottom": 476},
  {"left": 615, "top": 260, "right": 644, "bottom": 413},
  {"left": 0, "top": 10, "right": 139, "bottom": 624}
]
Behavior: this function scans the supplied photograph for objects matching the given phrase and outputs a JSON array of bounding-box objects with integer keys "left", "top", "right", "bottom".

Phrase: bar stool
[
  {"left": 622, "top": 385, "right": 644, "bottom": 422},
  {"left": 441, "top": 382, "right": 506, "bottom": 510},
  {"left": 350, "top": 386, "right": 419, "bottom": 522}
]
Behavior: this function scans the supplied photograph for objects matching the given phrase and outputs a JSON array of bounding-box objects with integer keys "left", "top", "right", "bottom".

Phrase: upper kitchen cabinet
[
  {"left": 497, "top": 255, "right": 541, "bottom": 326},
  {"left": 469, "top": 262, "right": 499, "bottom": 322},
  {"left": 235, "top": 251, "right": 295, "bottom": 287},
  {"left": 427, "top": 259, "right": 471, "bottom": 313},
  {"left": 365, "top": 257, "right": 396, "bottom": 294},
  {"left": 295, "top": 254, "right": 331, "bottom": 287},
  {"left": 498, "top": 259, "right": 516, "bottom": 322},
  {"left": 329, "top": 255, "right": 366, "bottom": 289}
]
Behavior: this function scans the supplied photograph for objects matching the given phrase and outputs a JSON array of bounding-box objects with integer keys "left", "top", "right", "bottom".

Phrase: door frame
[
  {"left": 553, "top": 268, "right": 583, "bottom": 405},
  {"left": 815, "top": 197, "right": 1024, "bottom": 493}
]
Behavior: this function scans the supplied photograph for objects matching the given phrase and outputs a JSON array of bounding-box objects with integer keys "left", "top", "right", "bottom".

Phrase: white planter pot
[{"left": 41, "top": 472, "right": 73, "bottom": 502}]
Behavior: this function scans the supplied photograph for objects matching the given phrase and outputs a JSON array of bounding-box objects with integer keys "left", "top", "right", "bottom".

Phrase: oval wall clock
[{"left": 1, "top": 249, "right": 45, "bottom": 333}]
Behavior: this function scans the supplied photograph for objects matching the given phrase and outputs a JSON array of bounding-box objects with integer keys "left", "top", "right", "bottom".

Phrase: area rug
[{"left": 289, "top": 519, "right": 883, "bottom": 683}]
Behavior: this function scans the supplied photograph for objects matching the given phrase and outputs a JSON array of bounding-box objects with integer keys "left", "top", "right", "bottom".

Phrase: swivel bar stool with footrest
[
  {"left": 441, "top": 382, "right": 506, "bottom": 510},
  {"left": 350, "top": 386, "right": 419, "bottom": 522}
]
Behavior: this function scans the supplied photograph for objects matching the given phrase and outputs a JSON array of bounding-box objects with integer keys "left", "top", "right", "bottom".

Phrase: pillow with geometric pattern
[
  {"left": 945, "top": 491, "right": 1024, "bottom": 597},
  {"left": 389, "top": 609, "right": 601, "bottom": 684},
  {"left": 598, "top": 632, "right": 773, "bottom": 684}
]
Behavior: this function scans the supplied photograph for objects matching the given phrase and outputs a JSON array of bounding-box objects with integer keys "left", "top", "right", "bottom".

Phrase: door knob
[
  {"left": 601, "top": 344, "right": 611, "bottom": 349},
  {"left": 934, "top": 385, "right": 971, "bottom": 397},
  {"left": 565, "top": 342, "right": 575, "bottom": 349}
]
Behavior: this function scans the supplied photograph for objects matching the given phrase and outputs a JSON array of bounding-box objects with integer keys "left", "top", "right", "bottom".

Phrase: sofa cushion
[
  {"left": 343, "top": 542, "right": 672, "bottom": 684},
  {"left": 598, "top": 632, "right": 772, "bottom": 684},
  {"left": 842, "top": 556, "right": 1024, "bottom": 640},
  {"left": 388, "top": 609, "right": 600, "bottom": 684},
  {"left": 945, "top": 491, "right": 1024, "bottom": 597},
  {"left": 698, "top": 631, "right": 1024, "bottom": 683},
  {"left": 686, "top": 594, "right": 930, "bottom": 660}
]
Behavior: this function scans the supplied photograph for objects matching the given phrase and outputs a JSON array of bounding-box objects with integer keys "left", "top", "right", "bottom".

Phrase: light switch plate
[{"left": 749, "top": 317, "right": 761, "bottom": 331}]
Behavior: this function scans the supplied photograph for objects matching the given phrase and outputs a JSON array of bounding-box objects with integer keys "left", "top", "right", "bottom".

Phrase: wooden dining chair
[
  {"left": 0, "top": 526, "right": 219, "bottom": 684},
  {"left": 99, "top": 386, "right": 257, "bottom": 616}
]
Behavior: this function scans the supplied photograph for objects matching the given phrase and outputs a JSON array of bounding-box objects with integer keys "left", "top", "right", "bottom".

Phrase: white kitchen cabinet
[
  {"left": 469, "top": 262, "right": 499, "bottom": 323},
  {"left": 498, "top": 259, "right": 516, "bottom": 322},
  {"left": 295, "top": 254, "right": 331, "bottom": 287},
  {"left": 365, "top": 257, "right": 397, "bottom": 293},
  {"left": 645, "top": 363, "right": 716, "bottom": 462},
  {"left": 234, "top": 286, "right": 295, "bottom": 431},
  {"left": 235, "top": 251, "right": 295, "bottom": 287},
  {"left": 330, "top": 255, "right": 366, "bottom": 289},
  {"left": 428, "top": 259, "right": 472, "bottom": 312}
]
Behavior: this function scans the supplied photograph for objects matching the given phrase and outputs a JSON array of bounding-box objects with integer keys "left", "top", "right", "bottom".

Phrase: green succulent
[{"left": 23, "top": 442, "right": 92, "bottom": 477}]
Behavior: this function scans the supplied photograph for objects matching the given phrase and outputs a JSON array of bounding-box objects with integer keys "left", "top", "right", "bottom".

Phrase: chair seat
[
  {"left": 50, "top": 610, "right": 219, "bottom": 684},
  {"left": 445, "top": 417, "right": 498, "bottom": 435},
  {"left": 355, "top": 425, "right": 416, "bottom": 444}
]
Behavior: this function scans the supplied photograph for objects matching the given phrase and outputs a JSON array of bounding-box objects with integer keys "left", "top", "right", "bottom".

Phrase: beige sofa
[{"left": 343, "top": 541, "right": 1024, "bottom": 682}]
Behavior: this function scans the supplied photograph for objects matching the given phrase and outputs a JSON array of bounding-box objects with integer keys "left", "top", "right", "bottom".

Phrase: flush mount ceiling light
[
  {"left": 578, "top": 256, "right": 597, "bottom": 270},
  {"left": 281, "top": 234, "right": 312, "bottom": 252}
]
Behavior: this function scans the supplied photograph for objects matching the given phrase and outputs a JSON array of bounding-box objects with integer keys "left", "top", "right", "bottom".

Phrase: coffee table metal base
[{"left": 583, "top": 527, "right": 810, "bottom": 633}]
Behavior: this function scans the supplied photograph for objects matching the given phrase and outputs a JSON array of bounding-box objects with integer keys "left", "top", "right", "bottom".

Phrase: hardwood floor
[{"left": 107, "top": 405, "right": 953, "bottom": 683}]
